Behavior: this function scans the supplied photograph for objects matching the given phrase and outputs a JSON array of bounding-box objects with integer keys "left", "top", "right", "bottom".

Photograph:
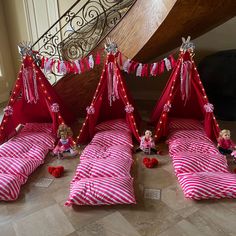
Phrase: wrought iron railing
[{"left": 31, "top": 0, "right": 136, "bottom": 84}]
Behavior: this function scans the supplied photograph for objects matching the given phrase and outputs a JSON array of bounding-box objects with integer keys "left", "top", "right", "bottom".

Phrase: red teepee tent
[
  {"left": 0, "top": 55, "right": 75, "bottom": 144},
  {"left": 77, "top": 52, "right": 141, "bottom": 144},
  {"left": 150, "top": 50, "right": 220, "bottom": 142}
]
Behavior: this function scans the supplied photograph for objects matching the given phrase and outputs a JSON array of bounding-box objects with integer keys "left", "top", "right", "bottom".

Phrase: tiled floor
[{"left": 0, "top": 105, "right": 236, "bottom": 236}]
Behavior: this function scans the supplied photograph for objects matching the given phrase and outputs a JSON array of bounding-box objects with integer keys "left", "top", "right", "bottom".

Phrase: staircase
[{"left": 32, "top": 0, "right": 236, "bottom": 118}]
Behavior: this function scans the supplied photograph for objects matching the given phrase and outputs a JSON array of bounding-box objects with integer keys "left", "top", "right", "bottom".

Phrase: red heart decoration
[
  {"left": 48, "top": 166, "right": 55, "bottom": 174},
  {"left": 151, "top": 158, "right": 158, "bottom": 166},
  {"left": 52, "top": 169, "right": 62, "bottom": 178},
  {"left": 143, "top": 157, "right": 149, "bottom": 164},
  {"left": 143, "top": 157, "right": 159, "bottom": 168},
  {"left": 57, "top": 166, "right": 64, "bottom": 172},
  {"left": 48, "top": 166, "right": 64, "bottom": 177}
]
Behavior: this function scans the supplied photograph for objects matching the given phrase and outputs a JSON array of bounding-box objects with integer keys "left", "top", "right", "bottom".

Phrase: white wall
[
  {"left": 193, "top": 16, "right": 236, "bottom": 62},
  {"left": 0, "top": 0, "right": 16, "bottom": 104},
  {"left": 2, "top": 0, "right": 30, "bottom": 76}
]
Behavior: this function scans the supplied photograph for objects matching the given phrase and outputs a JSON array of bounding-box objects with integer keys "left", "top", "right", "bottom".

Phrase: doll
[
  {"left": 138, "top": 130, "right": 158, "bottom": 154},
  {"left": 217, "top": 129, "right": 236, "bottom": 155},
  {"left": 52, "top": 124, "right": 78, "bottom": 158}
]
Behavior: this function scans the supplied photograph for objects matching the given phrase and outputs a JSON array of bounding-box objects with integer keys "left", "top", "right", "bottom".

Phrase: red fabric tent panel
[
  {"left": 0, "top": 56, "right": 75, "bottom": 144},
  {"left": 151, "top": 51, "right": 220, "bottom": 142},
  {"left": 169, "top": 83, "right": 204, "bottom": 120},
  {"left": 98, "top": 87, "right": 126, "bottom": 123},
  {"left": 77, "top": 53, "right": 141, "bottom": 144}
]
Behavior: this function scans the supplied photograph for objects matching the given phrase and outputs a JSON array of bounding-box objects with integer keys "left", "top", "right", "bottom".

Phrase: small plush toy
[
  {"left": 139, "top": 130, "right": 158, "bottom": 154},
  {"left": 217, "top": 129, "right": 236, "bottom": 155},
  {"left": 48, "top": 166, "right": 64, "bottom": 178},
  {"left": 52, "top": 124, "right": 78, "bottom": 158}
]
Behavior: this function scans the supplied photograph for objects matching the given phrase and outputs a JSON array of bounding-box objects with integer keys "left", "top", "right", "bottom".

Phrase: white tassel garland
[
  {"left": 136, "top": 63, "right": 142, "bottom": 77},
  {"left": 164, "top": 58, "right": 172, "bottom": 71},
  {"left": 88, "top": 55, "right": 94, "bottom": 69}
]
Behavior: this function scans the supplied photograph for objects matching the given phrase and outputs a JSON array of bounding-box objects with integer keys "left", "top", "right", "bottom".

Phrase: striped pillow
[
  {"left": 80, "top": 144, "right": 132, "bottom": 160},
  {"left": 172, "top": 152, "right": 229, "bottom": 176},
  {"left": 0, "top": 140, "right": 35, "bottom": 157},
  {"left": 178, "top": 172, "right": 236, "bottom": 200},
  {"left": 65, "top": 176, "right": 136, "bottom": 206},
  {"left": 21, "top": 123, "right": 52, "bottom": 134},
  {"left": 0, "top": 140, "right": 48, "bottom": 160},
  {"left": 169, "top": 139, "right": 219, "bottom": 156},
  {"left": 95, "top": 119, "right": 130, "bottom": 133},
  {"left": 0, "top": 157, "right": 43, "bottom": 184},
  {"left": 168, "top": 118, "right": 203, "bottom": 132},
  {"left": 13, "top": 132, "right": 55, "bottom": 149},
  {"left": 0, "top": 173, "right": 21, "bottom": 201},
  {"left": 167, "top": 130, "right": 211, "bottom": 144},
  {"left": 73, "top": 158, "right": 132, "bottom": 181},
  {"left": 90, "top": 130, "right": 133, "bottom": 148}
]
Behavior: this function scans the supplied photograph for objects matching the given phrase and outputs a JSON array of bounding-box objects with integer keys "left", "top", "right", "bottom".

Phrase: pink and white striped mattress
[
  {"left": 90, "top": 130, "right": 133, "bottom": 148},
  {"left": 73, "top": 158, "right": 133, "bottom": 181},
  {"left": 168, "top": 118, "right": 204, "bottom": 132},
  {"left": 168, "top": 118, "right": 236, "bottom": 200},
  {"left": 0, "top": 123, "right": 54, "bottom": 201},
  {"left": 0, "top": 173, "right": 21, "bottom": 201},
  {"left": 66, "top": 119, "right": 135, "bottom": 206},
  {"left": 65, "top": 176, "right": 136, "bottom": 206},
  {"left": 169, "top": 138, "right": 219, "bottom": 156},
  {"left": 80, "top": 144, "right": 133, "bottom": 160},
  {"left": 172, "top": 152, "right": 229, "bottom": 175},
  {"left": 178, "top": 172, "right": 236, "bottom": 200},
  {"left": 167, "top": 130, "right": 211, "bottom": 144},
  {"left": 95, "top": 119, "right": 130, "bottom": 133},
  {"left": 0, "top": 157, "right": 43, "bottom": 184}
]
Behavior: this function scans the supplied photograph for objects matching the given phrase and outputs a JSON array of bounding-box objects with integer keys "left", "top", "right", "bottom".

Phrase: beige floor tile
[
  {"left": 60, "top": 202, "right": 114, "bottom": 231},
  {"left": 189, "top": 203, "right": 236, "bottom": 235},
  {"left": 77, "top": 211, "right": 141, "bottom": 236},
  {"left": 186, "top": 208, "right": 230, "bottom": 236},
  {"left": 0, "top": 222, "right": 16, "bottom": 236},
  {"left": 161, "top": 184, "right": 199, "bottom": 218},
  {"left": 157, "top": 219, "right": 208, "bottom": 236},
  {"left": 119, "top": 201, "right": 183, "bottom": 236},
  {"left": 12, "top": 204, "right": 75, "bottom": 236}
]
